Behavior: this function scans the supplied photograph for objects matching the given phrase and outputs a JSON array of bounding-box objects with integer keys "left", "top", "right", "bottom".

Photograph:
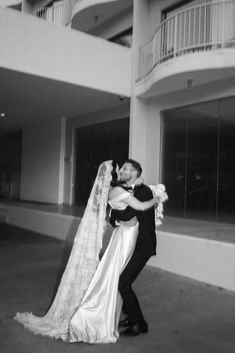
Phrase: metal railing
[
  {"left": 137, "top": 0, "right": 235, "bottom": 81},
  {"left": 37, "top": 1, "right": 64, "bottom": 26}
]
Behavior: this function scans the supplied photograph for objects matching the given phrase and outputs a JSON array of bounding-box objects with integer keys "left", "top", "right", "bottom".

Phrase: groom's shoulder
[
  {"left": 136, "top": 183, "right": 151, "bottom": 194},
  {"left": 140, "top": 183, "right": 149, "bottom": 189},
  {"left": 135, "top": 184, "right": 152, "bottom": 202}
]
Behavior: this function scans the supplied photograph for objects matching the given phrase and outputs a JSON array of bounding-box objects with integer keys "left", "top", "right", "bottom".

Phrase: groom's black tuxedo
[
  {"left": 110, "top": 183, "right": 156, "bottom": 257},
  {"left": 110, "top": 183, "right": 156, "bottom": 327}
]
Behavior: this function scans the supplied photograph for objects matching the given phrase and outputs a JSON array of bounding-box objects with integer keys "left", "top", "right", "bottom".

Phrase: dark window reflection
[
  {"left": 0, "top": 132, "right": 22, "bottom": 200},
  {"left": 75, "top": 118, "right": 129, "bottom": 205},
  {"left": 162, "top": 114, "right": 186, "bottom": 217},
  {"left": 218, "top": 101, "right": 235, "bottom": 222},
  {"left": 162, "top": 97, "right": 235, "bottom": 223},
  {"left": 186, "top": 115, "right": 218, "bottom": 217}
]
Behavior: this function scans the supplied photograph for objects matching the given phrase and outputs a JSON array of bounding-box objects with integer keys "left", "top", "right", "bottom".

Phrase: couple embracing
[{"left": 15, "top": 159, "right": 168, "bottom": 344}]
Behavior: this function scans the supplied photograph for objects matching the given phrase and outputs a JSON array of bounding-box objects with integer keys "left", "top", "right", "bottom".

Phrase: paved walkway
[{"left": 1, "top": 223, "right": 235, "bottom": 353}]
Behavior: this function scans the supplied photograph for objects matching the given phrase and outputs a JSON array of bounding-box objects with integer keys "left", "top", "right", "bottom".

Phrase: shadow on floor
[{"left": 1, "top": 223, "right": 235, "bottom": 353}]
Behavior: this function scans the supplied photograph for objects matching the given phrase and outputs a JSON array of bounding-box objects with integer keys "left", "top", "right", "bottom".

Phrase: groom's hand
[
  {"left": 109, "top": 217, "right": 118, "bottom": 227},
  {"left": 118, "top": 218, "right": 137, "bottom": 227}
]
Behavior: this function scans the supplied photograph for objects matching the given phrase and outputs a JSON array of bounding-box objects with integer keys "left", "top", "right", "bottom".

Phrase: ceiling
[
  {"left": 0, "top": 0, "right": 132, "bottom": 136},
  {"left": 0, "top": 67, "right": 129, "bottom": 136},
  {"left": 71, "top": 0, "right": 133, "bottom": 33}
]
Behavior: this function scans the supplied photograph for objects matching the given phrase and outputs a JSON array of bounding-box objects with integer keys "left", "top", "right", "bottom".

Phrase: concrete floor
[{"left": 1, "top": 223, "right": 235, "bottom": 353}]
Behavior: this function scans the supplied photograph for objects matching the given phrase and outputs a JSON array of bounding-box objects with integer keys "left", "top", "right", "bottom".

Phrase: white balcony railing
[
  {"left": 137, "top": 0, "right": 235, "bottom": 81},
  {"left": 37, "top": 1, "right": 64, "bottom": 26}
]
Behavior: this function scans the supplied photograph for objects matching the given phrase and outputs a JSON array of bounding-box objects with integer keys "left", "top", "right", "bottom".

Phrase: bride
[{"left": 15, "top": 160, "right": 166, "bottom": 343}]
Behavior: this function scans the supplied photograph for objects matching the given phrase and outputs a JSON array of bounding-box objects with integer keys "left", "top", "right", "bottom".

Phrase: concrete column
[
  {"left": 58, "top": 117, "right": 66, "bottom": 204},
  {"left": 130, "top": 1, "right": 161, "bottom": 184},
  {"left": 129, "top": 97, "right": 161, "bottom": 184},
  {"left": 132, "top": 0, "right": 151, "bottom": 81},
  {"left": 144, "top": 101, "right": 161, "bottom": 184},
  {"left": 63, "top": 0, "right": 73, "bottom": 27},
  {"left": 22, "top": 0, "right": 33, "bottom": 13}
]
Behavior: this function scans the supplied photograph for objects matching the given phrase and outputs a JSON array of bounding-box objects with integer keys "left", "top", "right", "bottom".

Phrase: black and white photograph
[{"left": 1, "top": 1, "right": 235, "bottom": 352}]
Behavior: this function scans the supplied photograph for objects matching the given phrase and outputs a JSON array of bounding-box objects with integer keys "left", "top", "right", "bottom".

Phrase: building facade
[{"left": 1, "top": 0, "right": 235, "bottom": 290}]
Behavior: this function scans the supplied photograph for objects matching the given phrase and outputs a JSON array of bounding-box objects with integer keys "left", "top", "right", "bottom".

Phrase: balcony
[
  {"left": 137, "top": 0, "right": 235, "bottom": 82},
  {"left": 36, "top": 1, "right": 64, "bottom": 26}
]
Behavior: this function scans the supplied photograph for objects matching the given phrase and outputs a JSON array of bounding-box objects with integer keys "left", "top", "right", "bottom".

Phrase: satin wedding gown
[{"left": 67, "top": 191, "right": 138, "bottom": 344}]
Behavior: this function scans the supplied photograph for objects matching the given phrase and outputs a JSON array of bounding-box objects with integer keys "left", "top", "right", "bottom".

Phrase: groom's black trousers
[{"left": 118, "top": 250, "right": 150, "bottom": 325}]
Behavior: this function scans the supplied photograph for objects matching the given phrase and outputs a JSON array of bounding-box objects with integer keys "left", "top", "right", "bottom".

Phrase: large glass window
[
  {"left": 74, "top": 118, "right": 129, "bottom": 205},
  {"left": 162, "top": 97, "right": 235, "bottom": 224},
  {"left": 0, "top": 131, "right": 22, "bottom": 200}
]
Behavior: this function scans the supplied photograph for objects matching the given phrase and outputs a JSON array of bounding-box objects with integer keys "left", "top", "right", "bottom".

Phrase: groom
[{"left": 110, "top": 159, "right": 156, "bottom": 336}]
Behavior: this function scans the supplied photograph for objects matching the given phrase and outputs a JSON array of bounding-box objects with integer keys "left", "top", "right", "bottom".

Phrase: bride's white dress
[
  {"left": 14, "top": 157, "right": 166, "bottom": 343},
  {"left": 68, "top": 191, "right": 138, "bottom": 344}
]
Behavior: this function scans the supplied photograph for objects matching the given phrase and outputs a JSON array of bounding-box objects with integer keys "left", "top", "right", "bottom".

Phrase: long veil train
[{"left": 14, "top": 161, "right": 113, "bottom": 341}]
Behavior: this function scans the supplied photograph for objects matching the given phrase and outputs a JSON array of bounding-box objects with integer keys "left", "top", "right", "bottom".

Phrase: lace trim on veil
[{"left": 14, "top": 161, "right": 113, "bottom": 341}]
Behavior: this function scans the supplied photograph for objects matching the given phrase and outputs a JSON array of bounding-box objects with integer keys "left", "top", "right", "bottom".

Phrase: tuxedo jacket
[{"left": 110, "top": 184, "right": 156, "bottom": 257}]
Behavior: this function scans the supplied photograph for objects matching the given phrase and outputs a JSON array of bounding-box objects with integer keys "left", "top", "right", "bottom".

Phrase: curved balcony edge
[
  {"left": 71, "top": 0, "right": 121, "bottom": 21},
  {"left": 135, "top": 49, "right": 235, "bottom": 98}
]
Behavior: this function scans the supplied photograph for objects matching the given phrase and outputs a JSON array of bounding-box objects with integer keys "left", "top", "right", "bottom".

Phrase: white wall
[
  {"left": 20, "top": 119, "right": 62, "bottom": 203},
  {"left": 2, "top": 0, "right": 21, "bottom": 6},
  {"left": 7, "top": 205, "right": 81, "bottom": 241},
  {"left": 0, "top": 6, "right": 131, "bottom": 97},
  {"left": 149, "top": 231, "right": 235, "bottom": 292}
]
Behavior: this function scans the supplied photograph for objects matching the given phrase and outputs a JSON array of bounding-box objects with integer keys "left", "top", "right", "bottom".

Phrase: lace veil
[{"left": 15, "top": 160, "right": 113, "bottom": 340}]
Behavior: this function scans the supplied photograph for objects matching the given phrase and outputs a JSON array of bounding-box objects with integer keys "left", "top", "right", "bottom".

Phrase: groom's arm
[
  {"left": 110, "top": 206, "right": 136, "bottom": 223},
  {"left": 110, "top": 186, "right": 150, "bottom": 223}
]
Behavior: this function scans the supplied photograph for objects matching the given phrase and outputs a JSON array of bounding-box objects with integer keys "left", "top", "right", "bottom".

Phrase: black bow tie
[{"left": 122, "top": 185, "right": 133, "bottom": 191}]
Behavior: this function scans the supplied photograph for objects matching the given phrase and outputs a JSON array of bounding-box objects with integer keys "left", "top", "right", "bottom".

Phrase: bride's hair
[{"left": 110, "top": 160, "right": 120, "bottom": 187}]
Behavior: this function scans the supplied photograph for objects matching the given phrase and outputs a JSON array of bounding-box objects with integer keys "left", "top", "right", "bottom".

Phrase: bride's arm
[
  {"left": 109, "top": 186, "right": 158, "bottom": 211},
  {"left": 124, "top": 194, "right": 158, "bottom": 211},
  {"left": 110, "top": 185, "right": 157, "bottom": 223}
]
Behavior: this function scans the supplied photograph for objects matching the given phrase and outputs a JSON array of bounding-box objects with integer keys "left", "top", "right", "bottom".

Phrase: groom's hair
[{"left": 125, "top": 159, "right": 142, "bottom": 177}]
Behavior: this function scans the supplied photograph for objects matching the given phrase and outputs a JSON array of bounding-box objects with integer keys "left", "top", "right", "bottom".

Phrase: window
[{"left": 162, "top": 97, "right": 235, "bottom": 224}]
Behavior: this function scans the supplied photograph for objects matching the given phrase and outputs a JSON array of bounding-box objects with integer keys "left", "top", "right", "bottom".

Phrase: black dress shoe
[
  {"left": 119, "top": 317, "right": 131, "bottom": 328},
  {"left": 120, "top": 322, "right": 148, "bottom": 336}
]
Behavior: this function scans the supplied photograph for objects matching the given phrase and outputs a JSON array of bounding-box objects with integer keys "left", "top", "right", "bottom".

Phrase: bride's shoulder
[{"left": 109, "top": 186, "right": 126, "bottom": 200}]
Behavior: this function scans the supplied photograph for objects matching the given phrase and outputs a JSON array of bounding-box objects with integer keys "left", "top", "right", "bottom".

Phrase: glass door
[
  {"left": 218, "top": 98, "right": 235, "bottom": 222},
  {"left": 186, "top": 110, "right": 218, "bottom": 220},
  {"left": 74, "top": 118, "right": 129, "bottom": 205}
]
